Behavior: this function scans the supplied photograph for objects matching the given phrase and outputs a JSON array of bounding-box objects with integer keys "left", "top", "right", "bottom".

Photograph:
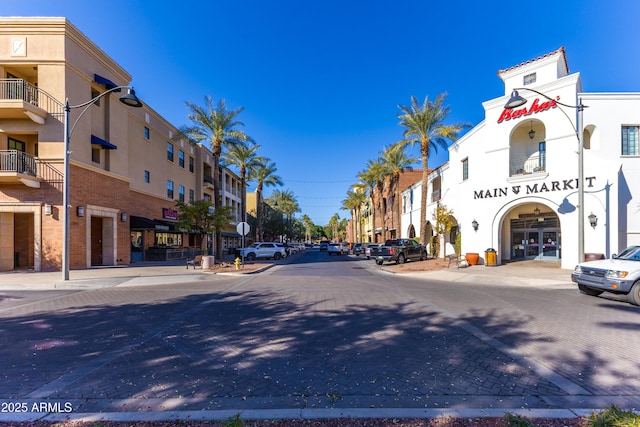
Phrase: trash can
[{"left": 485, "top": 248, "right": 497, "bottom": 267}]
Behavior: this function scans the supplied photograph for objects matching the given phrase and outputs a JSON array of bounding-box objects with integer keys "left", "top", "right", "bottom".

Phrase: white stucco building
[{"left": 402, "top": 47, "right": 640, "bottom": 270}]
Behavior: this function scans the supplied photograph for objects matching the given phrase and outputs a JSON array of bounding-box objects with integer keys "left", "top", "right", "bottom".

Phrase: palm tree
[
  {"left": 181, "top": 96, "right": 253, "bottom": 257},
  {"left": 381, "top": 144, "right": 418, "bottom": 240},
  {"left": 301, "top": 214, "right": 314, "bottom": 242},
  {"left": 328, "top": 213, "right": 340, "bottom": 241},
  {"left": 397, "top": 93, "right": 469, "bottom": 244},
  {"left": 222, "top": 144, "right": 267, "bottom": 224},
  {"left": 341, "top": 188, "right": 366, "bottom": 243},
  {"left": 269, "top": 189, "right": 300, "bottom": 242},
  {"left": 358, "top": 158, "right": 386, "bottom": 243},
  {"left": 248, "top": 161, "right": 283, "bottom": 241}
]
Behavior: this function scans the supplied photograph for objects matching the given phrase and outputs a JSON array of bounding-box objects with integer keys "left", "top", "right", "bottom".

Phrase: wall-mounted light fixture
[
  {"left": 588, "top": 212, "right": 598, "bottom": 228},
  {"left": 121, "top": 212, "right": 127, "bottom": 222},
  {"left": 529, "top": 121, "right": 535, "bottom": 139},
  {"left": 44, "top": 204, "right": 52, "bottom": 216},
  {"left": 472, "top": 219, "right": 479, "bottom": 231},
  {"left": 77, "top": 206, "right": 85, "bottom": 217}
]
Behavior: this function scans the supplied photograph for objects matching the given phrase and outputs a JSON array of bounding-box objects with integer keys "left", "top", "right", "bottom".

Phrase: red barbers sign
[{"left": 497, "top": 97, "right": 558, "bottom": 123}]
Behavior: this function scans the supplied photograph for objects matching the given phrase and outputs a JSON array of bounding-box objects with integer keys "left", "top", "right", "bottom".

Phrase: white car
[
  {"left": 236, "top": 242, "right": 286, "bottom": 261},
  {"left": 290, "top": 243, "right": 305, "bottom": 252},
  {"left": 571, "top": 245, "right": 640, "bottom": 305},
  {"left": 327, "top": 242, "right": 348, "bottom": 255}
]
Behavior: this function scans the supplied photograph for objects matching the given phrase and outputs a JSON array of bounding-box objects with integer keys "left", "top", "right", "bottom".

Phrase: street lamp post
[
  {"left": 504, "top": 88, "right": 586, "bottom": 263},
  {"left": 62, "top": 86, "right": 143, "bottom": 280}
]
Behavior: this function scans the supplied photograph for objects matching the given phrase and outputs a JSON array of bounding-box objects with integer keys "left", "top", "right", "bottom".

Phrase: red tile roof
[{"left": 497, "top": 46, "right": 568, "bottom": 75}]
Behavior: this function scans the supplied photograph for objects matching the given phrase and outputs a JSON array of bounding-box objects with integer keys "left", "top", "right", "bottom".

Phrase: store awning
[
  {"left": 91, "top": 135, "right": 117, "bottom": 150},
  {"left": 130, "top": 215, "right": 176, "bottom": 231},
  {"left": 93, "top": 74, "right": 120, "bottom": 90},
  {"left": 221, "top": 231, "right": 241, "bottom": 237}
]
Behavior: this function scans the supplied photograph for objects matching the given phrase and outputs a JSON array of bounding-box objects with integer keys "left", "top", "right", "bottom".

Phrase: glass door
[
  {"left": 525, "top": 231, "right": 540, "bottom": 258},
  {"left": 542, "top": 231, "right": 559, "bottom": 258}
]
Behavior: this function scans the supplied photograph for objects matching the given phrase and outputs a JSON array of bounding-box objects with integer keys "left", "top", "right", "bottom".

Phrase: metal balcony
[
  {"left": 0, "top": 79, "right": 64, "bottom": 123},
  {"left": 0, "top": 150, "right": 41, "bottom": 188},
  {"left": 510, "top": 155, "right": 546, "bottom": 176}
]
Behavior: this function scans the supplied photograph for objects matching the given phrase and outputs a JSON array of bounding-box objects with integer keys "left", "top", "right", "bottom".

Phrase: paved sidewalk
[{"left": 0, "top": 258, "right": 575, "bottom": 290}]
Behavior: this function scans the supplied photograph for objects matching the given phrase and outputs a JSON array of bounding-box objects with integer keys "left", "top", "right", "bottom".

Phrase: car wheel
[
  {"left": 420, "top": 253, "right": 425, "bottom": 261},
  {"left": 627, "top": 282, "right": 640, "bottom": 306},
  {"left": 396, "top": 254, "right": 406, "bottom": 264},
  {"left": 246, "top": 252, "right": 256, "bottom": 261},
  {"left": 274, "top": 252, "right": 282, "bottom": 260},
  {"left": 578, "top": 284, "right": 603, "bottom": 296},
  {"left": 376, "top": 260, "right": 383, "bottom": 265}
]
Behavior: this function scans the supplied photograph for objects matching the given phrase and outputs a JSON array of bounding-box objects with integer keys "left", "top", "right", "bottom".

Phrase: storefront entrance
[{"left": 511, "top": 216, "right": 560, "bottom": 260}]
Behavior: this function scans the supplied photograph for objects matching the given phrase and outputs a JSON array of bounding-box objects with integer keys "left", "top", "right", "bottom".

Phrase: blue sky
[{"left": 5, "top": 1, "right": 640, "bottom": 225}]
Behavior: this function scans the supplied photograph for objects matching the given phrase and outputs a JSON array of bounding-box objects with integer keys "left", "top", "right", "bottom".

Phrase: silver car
[{"left": 237, "top": 242, "right": 287, "bottom": 261}]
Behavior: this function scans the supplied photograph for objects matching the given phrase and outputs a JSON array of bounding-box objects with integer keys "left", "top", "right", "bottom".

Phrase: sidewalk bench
[
  {"left": 447, "top": 254, "right": 469, "bottom": 269},
  {"left": 186, "top": 255, "right": 203, "bottom": 269}
]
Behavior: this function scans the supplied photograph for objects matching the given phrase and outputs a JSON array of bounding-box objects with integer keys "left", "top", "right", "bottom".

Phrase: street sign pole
[{"left": 236, "top": 222, "right": 250, "bottom": 267}]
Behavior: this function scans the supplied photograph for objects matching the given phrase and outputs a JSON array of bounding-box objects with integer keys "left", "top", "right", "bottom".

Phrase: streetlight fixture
[
  {"left": 504, "top": 87, "right": 587, "bottom": 262},
  {"left": 62, "top": 86, "right": 143, "bottom": 280}
]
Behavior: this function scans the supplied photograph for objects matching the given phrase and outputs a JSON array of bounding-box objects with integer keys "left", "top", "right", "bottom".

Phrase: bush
[{"left": 588, "top": 406, "right": 640, "bottom": 427}]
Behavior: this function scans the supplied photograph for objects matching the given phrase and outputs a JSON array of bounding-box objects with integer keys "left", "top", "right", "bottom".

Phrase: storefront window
[{"left": 155, "top": 232, "right": 182, "bottom": 247}]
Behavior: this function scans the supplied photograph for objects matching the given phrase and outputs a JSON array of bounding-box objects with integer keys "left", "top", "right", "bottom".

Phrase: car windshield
[
  {"left": 248, "top": 244, "right": 259, "bottom": 248},
  {"left": 616, "top": 246, "right": 640, "bottom": 261}
]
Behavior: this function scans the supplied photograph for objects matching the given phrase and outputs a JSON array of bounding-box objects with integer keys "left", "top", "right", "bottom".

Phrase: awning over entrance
[{"left": 130, "top": 215, "right": 176, "bottom": 231}]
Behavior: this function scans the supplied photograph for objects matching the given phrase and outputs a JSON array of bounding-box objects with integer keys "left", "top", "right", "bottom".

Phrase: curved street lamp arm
[
  {"left": 511, "top": 87, "right": 586, "bottom": 110},
  {"left": 67, "top": 85, "right": 135, "bottom": 136}
]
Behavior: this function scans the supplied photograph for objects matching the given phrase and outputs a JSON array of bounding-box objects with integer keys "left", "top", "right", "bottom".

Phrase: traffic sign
[{"left": 236, "top": 222, "right": 250, "bottom": 236}]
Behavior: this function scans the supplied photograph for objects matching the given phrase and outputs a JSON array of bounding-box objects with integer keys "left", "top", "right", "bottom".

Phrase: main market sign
[{"left": 474, "top": 176, "right": 596, "bottom": 200}]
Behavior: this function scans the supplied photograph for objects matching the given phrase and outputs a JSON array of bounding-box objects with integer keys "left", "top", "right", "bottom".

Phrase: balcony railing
[
  {"left": 0, "top": 79, "right": 64, "bottom": 118},
  {"left": 510, "top": 155, "right": 546, "bottom": 176},
  {"left": 0, "top": 150, "right": 38, "bottom": 176}
]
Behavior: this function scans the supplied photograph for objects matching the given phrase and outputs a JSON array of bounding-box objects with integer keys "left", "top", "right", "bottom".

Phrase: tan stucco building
[{"left": 0, "top": 17, "right": 244, "bottom": 272}]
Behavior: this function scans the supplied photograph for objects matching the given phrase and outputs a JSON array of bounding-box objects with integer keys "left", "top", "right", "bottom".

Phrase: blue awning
[
  {"left": 93, "top": 74, "right": 121, "bottom": 91},
  {"left": 91, "top": 135, "right": 117, "bottom": 150}
]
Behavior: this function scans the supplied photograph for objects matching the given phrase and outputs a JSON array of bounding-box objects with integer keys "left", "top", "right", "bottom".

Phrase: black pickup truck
[{"left": 372, "top": 238, "right": 427, "bottom": 265}]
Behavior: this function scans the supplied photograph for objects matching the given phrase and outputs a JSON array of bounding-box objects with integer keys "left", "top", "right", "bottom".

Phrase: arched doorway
[
  {"left": 407, "top": 224, "right": 416, "bottom": 238},
  {"left": 507, "top": 204, "right": 561, "bottom": 261}
]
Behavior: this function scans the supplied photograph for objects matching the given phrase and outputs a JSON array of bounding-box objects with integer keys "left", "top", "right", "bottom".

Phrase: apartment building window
[
  {"left": 189, "top": 189, "right": 194, "bottom": 203},
  {"left": 167, "top": 142, "right": 174, "bottom": 162},
  {"left": 91, "top": 89, "right": 100, "bottom": 106},
  {"left": 167, "top": 180, "right": 174, "bottom": 199},
  {"left": 523, "top": 72, "right": 536, "bottom": 85},
  {"left": 179, "top": 150, "right": 185, "bottom": 168},
  {"left": 92, "top": 148, "right": 100, "bottom": 163},
  {"left": 622, "top": 125, "right": 639, "bottom": 155},
  {"left": 144, "top": 127, "right": 150, "bottom": 139},
  {"left": 144, "top": 170, "right": 150, "bottom": 183},
  {"left": 462, "top": 158, "right": 469, "bottom": 181},
  {"left": 189, "top": 156, "right": 194, "bottom": 172},
  {"left": 178, "top": 185, "right": 185, "bottom": 202}
]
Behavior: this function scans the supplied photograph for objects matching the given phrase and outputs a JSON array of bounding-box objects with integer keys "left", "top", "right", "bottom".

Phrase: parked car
[
  {"left": 290, "top": 243, "right": 305, "bottom": 252},
  {"left": 235, "top": 242, "right": 287, "bottom": 261},
  {"left": 571, "top": 245, "right": 640, "bottom": 305},
  {"left": 327, "top": 242, "right": 349, "bottom": 255},
  {"left": 353, "top": 243, "right": 363, "bottom": 255},
  {"left": 374, "top": 238, "right": 427, "bottom": 265},
  {"left": 365, "top": 244, "right": 381, "bottom": 260}
]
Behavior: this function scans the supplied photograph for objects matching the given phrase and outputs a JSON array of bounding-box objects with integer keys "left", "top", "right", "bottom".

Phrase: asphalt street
[{"left": 0, "top": 250, "right": 639, "bottom": 423}]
